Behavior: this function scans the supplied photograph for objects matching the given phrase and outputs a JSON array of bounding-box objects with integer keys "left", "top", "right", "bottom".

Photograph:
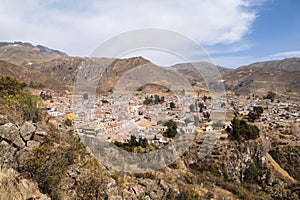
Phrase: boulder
[
  {"left": 108, "top": 195, "right": 122, "bottom": 200},
  {"left": 20, "top": 121, "right": 36, "bottom": 141},
  {"left": 26, "top": 140, "right": 40, "bottom": 149},
  {"left": 0, "top": 123, "right": 25, "bottom": 148},
  {"left": 122, "top": 189, "right": 133, "bottom": 199},
  {"left": 15, "top": 147, "right": 32, "bottom": 168},
  {"left": 0, "top": 140, "right": 18, "bottom": 167},
  {"left": 19, "top": 178, "right": 51, "bottom": 200},
  {"left": 130, "top": 184, "right": 144, "bottom": 196},
  {"left": 106, "top": 187, "right": 120, "bottom": 198},
  {"left": 0, "top": 115, "right": 8, "bottom": 125}
]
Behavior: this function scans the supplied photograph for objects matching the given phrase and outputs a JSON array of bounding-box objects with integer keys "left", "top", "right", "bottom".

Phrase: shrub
[
  {"left": 176, "top": 185, "right": 201, "bottom": 200},
  {"left": 244, "top": 163, "right": 260, "bottom": 184},
  {"left": 0, "top": 166, "right": 25, "bottom": 200},
  {"left": 74, "top": 160, "right": 107, "bottom": 200},
  {"left": 184, "top": 172, "right": 196, "bottom": 184},
  {"left": 22, "top": 131, "right": 93, "bottom": 199},
  {"left": 0, "top": 76, "right": 42, "bottom": 123},
  {"left": 208, "top": 164, "right": 221, "bottom": 177},
  {"left": 23, "top": 144, "right": 74, "bottom": 198}
]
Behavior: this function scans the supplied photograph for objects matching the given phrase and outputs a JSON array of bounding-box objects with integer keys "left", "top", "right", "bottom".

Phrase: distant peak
[{"left": 0, "top": 41, "right": 67, "bottom": 56}]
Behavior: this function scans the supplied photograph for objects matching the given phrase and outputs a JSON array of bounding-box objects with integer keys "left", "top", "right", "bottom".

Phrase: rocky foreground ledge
[
  {"left": 1, "top": 114, "right": 299, "bottom": 200},
  {"left": 0, "top": 115, "right": 50, "bottom": 199}
]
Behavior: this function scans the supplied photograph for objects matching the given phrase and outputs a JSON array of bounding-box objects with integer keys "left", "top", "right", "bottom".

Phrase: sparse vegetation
[
  {"left": 176, "top": 185, "right": 202, "bottom": 200},
  {"left": 40, "top": 91, "right": 52, "bottom": 100},
  {"left": 21, "top": 130, "right": 108, "bottom": 199},
  {"left": 0, "top": 76, "right": 42, "bottom": 123},
  {"left": 143, "top": 94, "right": 165, "bottom": 105},
  {"left": 0, "top": 166, "right": 25, "bottom": 200},
  {"left": 114, "top": 135, "right": 156, "bottom": 153},
  {"left": 29, "top": 81, "right": 45, "bottom": 89}
]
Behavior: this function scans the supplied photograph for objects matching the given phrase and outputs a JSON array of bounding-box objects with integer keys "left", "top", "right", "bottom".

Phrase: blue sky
[
  {"left": 0, "top": 0, "right": 299, "bottom": 68},
  {"left": 210, "top": 0, "right": 300, "bottom": 67},
  {"left": 249, "top": 0, "right": 300, "bottom": 56}
]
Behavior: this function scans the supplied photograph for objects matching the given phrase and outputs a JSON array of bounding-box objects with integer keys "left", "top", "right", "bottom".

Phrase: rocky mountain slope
[
  {"left": 0, "top": 42, "right": 66, "bottom": 66},
  {"left": 222, "top": 58, "right": 300, "bottom": 97},
  {"left": 0, "top": 60, "right": 68, "bottom": 92},
  {"left": 171, "top": 58, "right": 300, "bottom": 98},
  {"left": 1, "top": 41, "right": 299, "bottom": 98}
]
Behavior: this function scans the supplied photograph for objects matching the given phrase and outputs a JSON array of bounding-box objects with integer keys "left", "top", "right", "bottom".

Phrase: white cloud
[
  {"left": 0, "top": 0, "right": 261, "bottom": 58},
  {"left": 269, "top": 50, "right": 300, "bottom": 58},
  {"left": 206, "top": 42, "right": 252, "bottom": 54},
  {"left": 211, "top": 55, "right": 257, "bottom": 68}
]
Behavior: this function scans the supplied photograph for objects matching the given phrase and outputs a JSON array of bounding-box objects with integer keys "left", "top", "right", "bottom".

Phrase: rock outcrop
[
  {"left": 20, "top": 121, "right": 36, "bottom": 141},
  {"left": 0, "top": 123, "right": 25, "bottom": 148},
  {"left": 0, "top": 122, "right": 31, "bottom": 169}
]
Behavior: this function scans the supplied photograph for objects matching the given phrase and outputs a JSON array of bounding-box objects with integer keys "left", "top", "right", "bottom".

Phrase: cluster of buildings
[
  {"left": 39, "top": 89, "right": 300, "bottom": 147},
  {"left": 228, "top": 95, "right": 300, "bottom": 123},
  {"left": 73, "top": 93, "right": 206, "bottom": 145}
]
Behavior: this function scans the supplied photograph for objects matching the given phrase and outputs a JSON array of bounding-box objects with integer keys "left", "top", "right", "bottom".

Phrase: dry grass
[
  {"left": 0, "top": 166, "right": 25, "bottom": 200},
  {"left": 266, "top": 153, "right": 297, "bottom": 184}
]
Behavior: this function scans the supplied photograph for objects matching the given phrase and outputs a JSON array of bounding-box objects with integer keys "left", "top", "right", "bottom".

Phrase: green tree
[
  {"left": 154, "top": 94, "right": 160, "bottom": 104},
  {"left": 203, "top": 112, "right": 210, "bottom": 120},
  {"left": 139, "top": 138, "right": 148, "bottom": 148},
  {"left": 199, "top": 107, "right": 203, "bottom": 113},
  {"left": 143, "top": 96, "right": 151, "bottom": 105},
  {"left": 198, "top": 102, "right": 205, "bottom": 110},
  {"left": 164, "top": 120, "right": 178, "bottom": 138},
  {"left": 199, "top": 102, "right": 205, "bottom": 113},
  {"left": 0, "top": 76, "right": 25, "bottom": 96},
  {"left": 228, "top": 118, "right": 259, "bottom": 141},
  {"left": 254, "top": 106, "right": 263, "bottom": 115},
  {"left": 101, "top": 99, "right": 109, "bottom": 103},
  {"left": 169, "top": 102, "right": 176, "bottom": 110},
  {"left": 264, "top": 91, "right": 276, "bottom": 102},
  {"left": 129, "top": 135, "right": 138, "bottom": 147},
  {"left": 83, "top": 93, "right": 88, "bottom": 100},
  {"left": 247, "top": 106, "right": 264, "bottom": 122}
]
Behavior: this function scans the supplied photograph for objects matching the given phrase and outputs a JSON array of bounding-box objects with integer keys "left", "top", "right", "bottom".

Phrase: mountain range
[{"left": 0, "top": 41, "right": 299, "bottom": 98}]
